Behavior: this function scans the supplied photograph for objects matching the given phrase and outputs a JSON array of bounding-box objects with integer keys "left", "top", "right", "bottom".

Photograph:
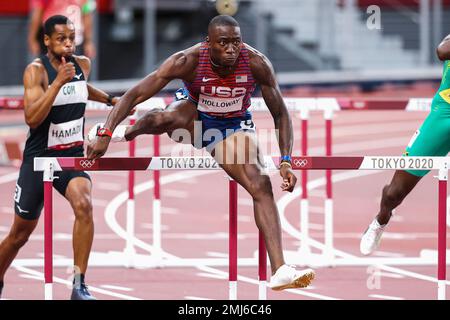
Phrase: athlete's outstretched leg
[
  {"left": 377, "top": 170, "right": 422, "bottom": 225},
  {"left": 212, "top": 131, "right": 314, "bottom": 291},
  {"left": 360, "top": 170, "right": 422, "bottom": 255}
]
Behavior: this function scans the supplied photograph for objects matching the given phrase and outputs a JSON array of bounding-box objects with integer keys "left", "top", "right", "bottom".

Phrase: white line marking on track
[
  {"left": 12, "top": 266, "right": 141, "bottom": 300},
  {"left": 372, "top": 251, "right": 405, "bottom": 258},
  {"left": 0, "top": 207, "right": 13, "bottom": 214},
  {"left": 185, "top": 296, "right": 213, "bottom": 300},
  {"left": 92, "top": 198, "right": 110, "bottom": 207},
  {"left": 0, "top": 172, "right": 18, "bottom": 184},
  {"left": 369, "top": 294, "right": 405, "bottom": 300},
  {"left": 96, "top": 182, "right": 123, "bottom": 191},
  {"left": 374, "top": 271, "right": 405, "bottom": 279},
  {"left": 163, "top": 189, "right": 189, "bottom": 199},
  {"left": 237, "top": 198, "right": 253, "bottom": 206},
  {"left": 162, "top": 207, "right": 179, "bottom": 215},
  {"left": 100, "top": 284, "right": 134, "bottom": 292}
]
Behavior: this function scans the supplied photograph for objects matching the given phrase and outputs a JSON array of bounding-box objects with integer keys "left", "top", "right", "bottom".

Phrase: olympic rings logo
[
  {"left": 293, "top": 158, "right": 308, "bottom": 167},
  {"left": 79, "top": 159, "right": 96, "bottom": 169}
]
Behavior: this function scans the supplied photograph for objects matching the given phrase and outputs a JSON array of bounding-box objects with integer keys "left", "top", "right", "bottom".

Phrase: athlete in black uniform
[{"left": 0, "top": 15, "right": 117, "bottom": 300}]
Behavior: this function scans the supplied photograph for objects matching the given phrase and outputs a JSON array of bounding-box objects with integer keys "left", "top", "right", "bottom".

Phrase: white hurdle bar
[{"left": 35, "top": 155, "right": 449, "bottom": 300}]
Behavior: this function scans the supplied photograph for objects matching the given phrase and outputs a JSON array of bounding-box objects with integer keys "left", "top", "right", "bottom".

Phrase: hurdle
[{"left": 35, "top": 155, "right": 448, "bottom": 300}]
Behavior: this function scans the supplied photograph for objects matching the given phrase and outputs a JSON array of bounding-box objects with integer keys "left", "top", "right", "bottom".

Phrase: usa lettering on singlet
[
  {"left": 22, "top": 55, "right": 88, "bottom": 161},
  {"left": 184, "top": 42, "right": 256, "bottom": 118}
]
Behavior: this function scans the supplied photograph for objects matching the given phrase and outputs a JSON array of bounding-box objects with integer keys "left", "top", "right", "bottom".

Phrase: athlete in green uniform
[{"left": 360, "top": 34, "right": 450, "bottom": 255}]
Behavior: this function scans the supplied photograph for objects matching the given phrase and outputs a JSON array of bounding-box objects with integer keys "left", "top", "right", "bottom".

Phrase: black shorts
[{"left": 13, "top": 160, "right": 91, "bottom": 220}]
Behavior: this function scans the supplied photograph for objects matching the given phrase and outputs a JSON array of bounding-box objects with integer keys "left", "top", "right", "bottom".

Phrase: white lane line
[
  {"left": 92, "top": 198, "right": 110, "bottom": 207},
  {"left": 12, "top": 266, "right": 141, "bottom": 300},
  {"left": 162, "top": 207, "right": 179, "bottom": 215},
  {"left": 19, "top": 274, "right": 43, "bottom": 281},
  {"left": 372, "top": 251, "right": 405, "bottom": 258},
  {"left": 0, "top": 172, "right": 18, "bottom": 184},
  {"left": 185, "top": 296, "right": 213, "bottom": 300},
  {"left": 374, "top": 271, "right": 405, "bottom": 279},
  {"left": 163, "top": 189, "right": 189, "bottom": 199},
  {"left": 206, "top": 252, "right": 228, "bottom": 258},
  {"left": 100, "top": 284, "right": 134, "bottom": 292},
  {"left": 1, "top": 207, "right": 13, "bottom": 214},
  {"left": 141, "top": 223, "right": 170, "bottom": 231},
  {"left": 369, "top": 294, "right": 405, "bottom": 300},
  {"left": 238, "top": 198, "right": 253, "bottom": 206},
  {"left": 309, "top": 206, "right": 325, "bottom": 214},
  {"left": 96, "top": 182, "right": 123, "bottom": 191}
]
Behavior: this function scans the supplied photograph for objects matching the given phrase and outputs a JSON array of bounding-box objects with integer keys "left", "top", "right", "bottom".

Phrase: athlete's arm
[
  {"left": 437, "top": 34, "right": 450, "bottom": 61},
  {"left": 86, "top": 46, "right": 198, "bottom": 160},
  {"left": 87, "top": 84, "right": 119, "bottom": 106},
  {"left": 250, "top": 49, "right": 296, "bottom": 192},
  {"left": 23, "top": 58, "right": 75, "bottom": 129},
  {"left": 101, "top": 49, "right": 196, "bottom": 133},
  {"left": 75, "top": 55, "right": 118, "bottom": 106}
]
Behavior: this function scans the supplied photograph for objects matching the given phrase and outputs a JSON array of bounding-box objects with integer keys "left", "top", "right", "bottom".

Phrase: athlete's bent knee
[
  {"left": 8, "top": 230, "right": 32, "bottom": 250},
  {"left": 72, "top": 197, "right": 93, "bottom": 221},
  {"left": 249, "top": 176, "right": 273, "bottom": 201}
]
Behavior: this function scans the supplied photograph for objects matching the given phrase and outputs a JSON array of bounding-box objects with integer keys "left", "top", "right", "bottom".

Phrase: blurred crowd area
[{"left": 0, "top": 0, "right": 449, "bottom": 98}]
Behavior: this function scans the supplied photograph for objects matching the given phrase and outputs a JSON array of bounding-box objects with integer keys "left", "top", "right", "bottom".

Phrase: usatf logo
[
  {"left": 293, "top": 158, "right": 308, "bottom": 168},
  {"left": 79, "top": 159, "right": 96, "bottom": 169}
]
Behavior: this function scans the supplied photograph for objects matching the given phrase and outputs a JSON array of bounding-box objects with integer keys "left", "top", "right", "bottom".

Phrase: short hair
[
  {"left": 43, "top": 15, "right": 73, "bottom": 36},
  {"left": 208, "top": 15, "right": 239, "bottom": 33}
]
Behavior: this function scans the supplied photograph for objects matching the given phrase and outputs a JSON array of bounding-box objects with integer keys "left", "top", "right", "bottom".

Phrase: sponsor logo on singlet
[
  {"left": 197, "top": 86, "right": 247, "bottom": 113},
  {"left": 47, "top": 117, "right": 84, "bottom": 148}
]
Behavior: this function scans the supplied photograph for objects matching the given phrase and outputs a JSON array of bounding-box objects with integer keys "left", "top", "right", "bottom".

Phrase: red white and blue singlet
[{"left": 181, "top": 42, "right": 257, "bottom": 150}]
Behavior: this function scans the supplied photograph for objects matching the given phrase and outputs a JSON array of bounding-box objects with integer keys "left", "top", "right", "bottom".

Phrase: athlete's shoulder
[
  {"left": 73, "top": 54, "right": 91, "bottom": 66},
  {"left": 243, "top": 44, "right": 275, "bottom": 83},
  {"left": 243, "top": 43, "right": 266, "bottom": 61},
  {"left": 73, "top": 54, "right": 91, "bottom": 75},
  {"left": 174, "top": 43, "right": 201, "bottom": 65},
  {"left": 161, "top": 43, "right": 201, "bottom": 78},
  {"left": 24, "top": 58, "right": 46, "bottom": 78}
]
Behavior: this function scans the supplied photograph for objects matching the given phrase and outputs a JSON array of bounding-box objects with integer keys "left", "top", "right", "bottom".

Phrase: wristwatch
[
  {"left": 97, "top": 127, "right": 112, "bottom": 138},
  {"left": 106, "top": 94, "right": 114, "bottom": 106}
]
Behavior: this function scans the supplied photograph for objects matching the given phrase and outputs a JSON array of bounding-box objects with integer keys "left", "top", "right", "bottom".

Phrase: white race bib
[
  {"left": 197, "top": 94, "right": 244, "bottom": 113},
  {"left": 48, "top": 117, "right": 84, "bottom": 148}
]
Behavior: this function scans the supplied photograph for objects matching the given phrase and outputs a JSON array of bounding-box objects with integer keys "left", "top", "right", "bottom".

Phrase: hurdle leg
[
  {"left": 229, "top": 179, "right": 238, "bottom": 300},
  {"left": 299, "top": 109, "right": 311, "bottom": 259},
  {"left": 258, "top": 231, "right": 267, "bottom": 300},
  {"left": 438, "top": 164, "right": 448, "bottom": 300},
  {"left": 125, "top": 118, "right": 137, "bottom": 268},
  {"left": 153, "top": 135, "right": 162, "bottom": 261},
  {"left": 323, "top": 108, "right": 335, "bottom": 264},
  {"left": 43, "top": 161, "right": 54, "bottom": 300}
]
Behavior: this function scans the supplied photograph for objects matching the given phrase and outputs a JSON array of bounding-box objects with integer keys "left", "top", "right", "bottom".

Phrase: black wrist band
[{"left": 107, "top": 94, "right": 114, "bottom": 106}]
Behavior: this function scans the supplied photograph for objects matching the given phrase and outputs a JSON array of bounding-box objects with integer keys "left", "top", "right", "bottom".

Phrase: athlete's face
[
  {"left": 208, "top": 25, "right": 242, "bottom": 67},
  {"left": 44, "top": 23, "right": 76, "bottom": 59}
]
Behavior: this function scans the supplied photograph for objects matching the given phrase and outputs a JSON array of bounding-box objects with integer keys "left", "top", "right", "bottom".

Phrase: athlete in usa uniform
[{"left": 88, "top": 15, "right": 315, "bottom": 290}]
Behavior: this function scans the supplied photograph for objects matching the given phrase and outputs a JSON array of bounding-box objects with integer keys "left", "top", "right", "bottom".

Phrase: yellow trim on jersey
[{"left": 439, "top": 88, "right": 450, "bottom": 103}]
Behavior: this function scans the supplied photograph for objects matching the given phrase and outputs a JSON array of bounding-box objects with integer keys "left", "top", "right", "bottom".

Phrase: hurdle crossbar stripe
[{"left": 34, "top": 156, "right": 449, "bottom": 172}]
